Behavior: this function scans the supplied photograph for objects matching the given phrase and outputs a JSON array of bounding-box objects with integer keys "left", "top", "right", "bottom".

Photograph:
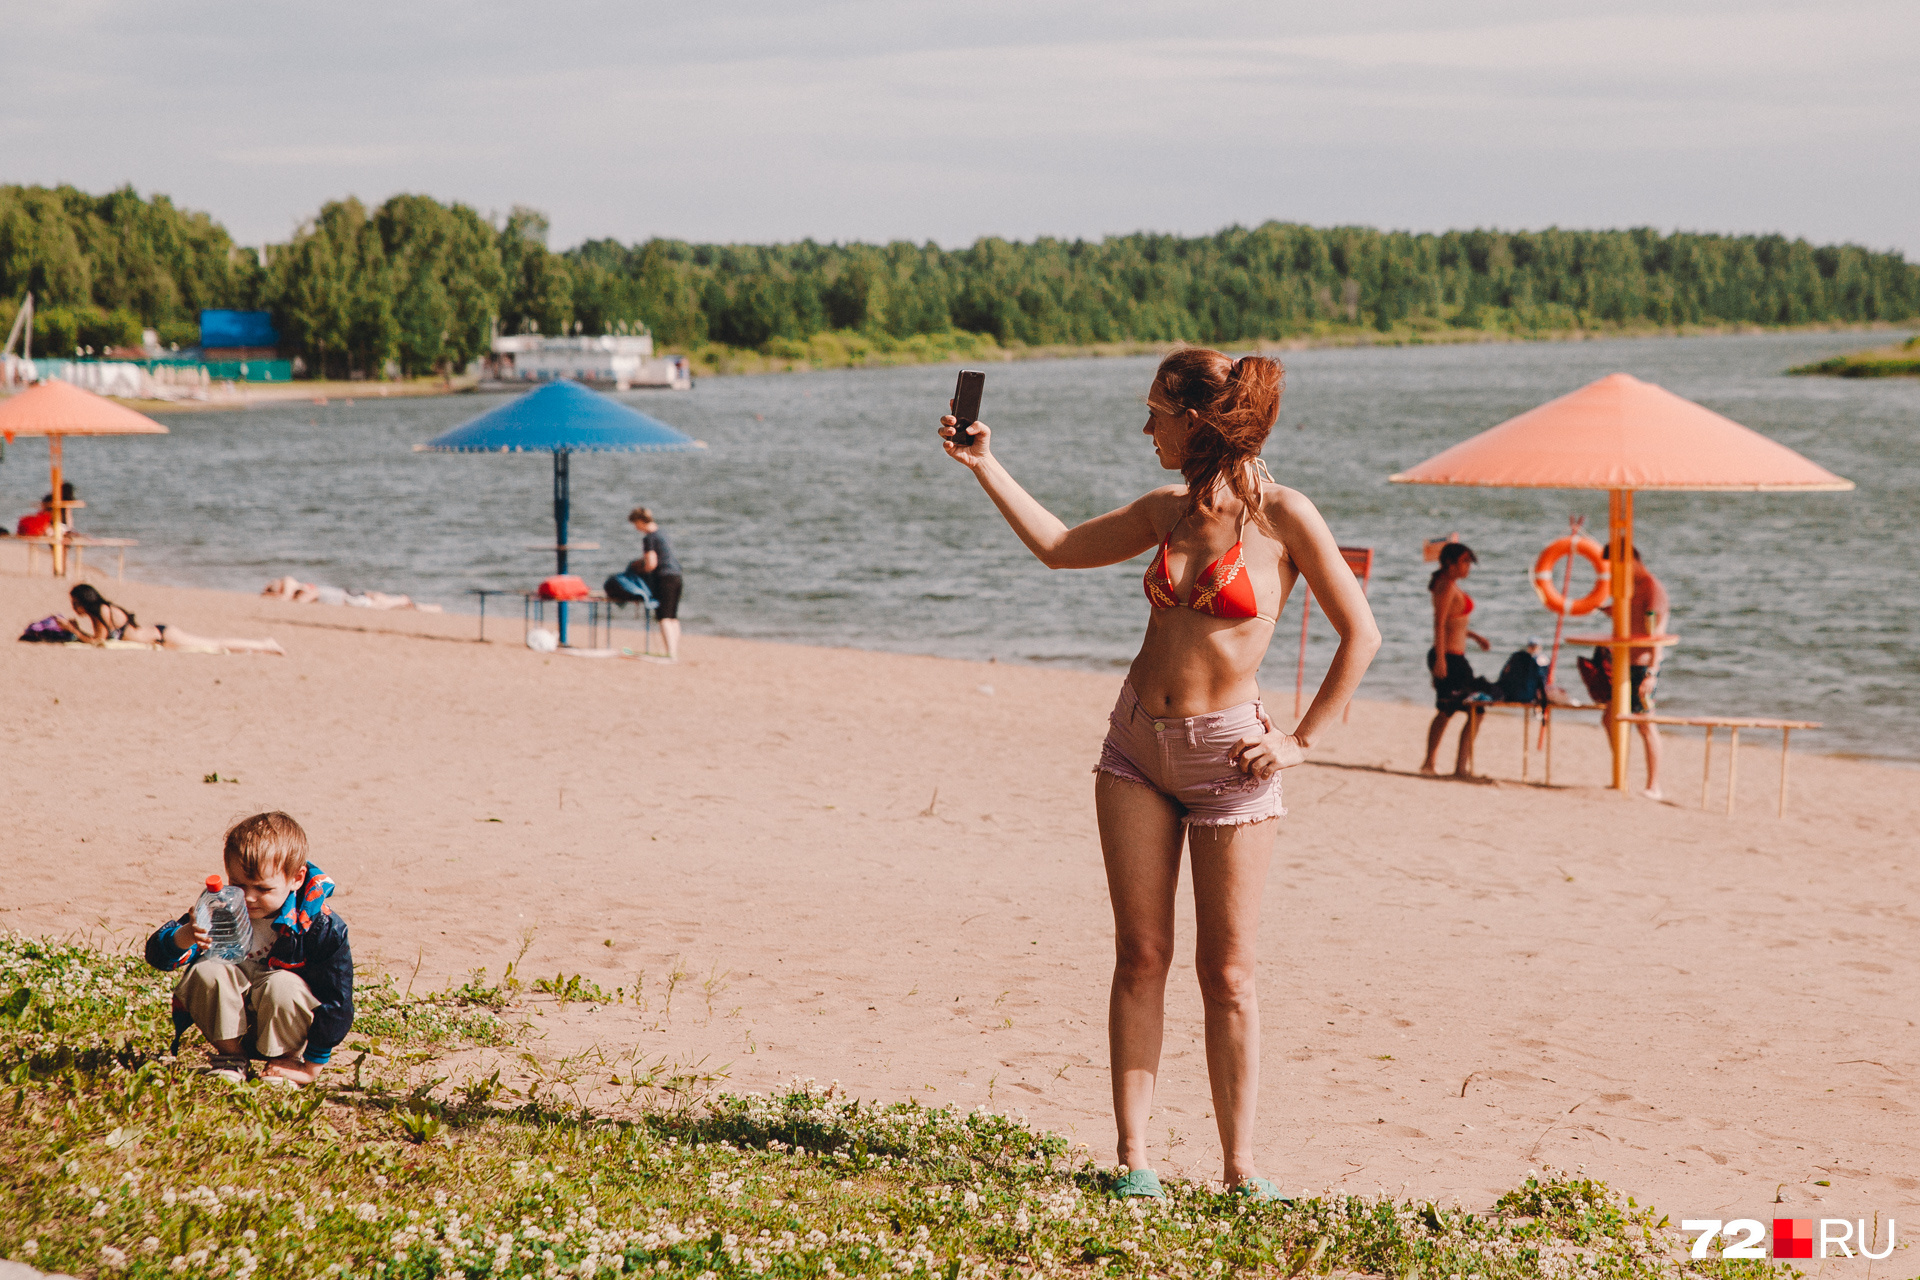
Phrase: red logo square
[{"left": 1774, "top": 1219, "right": 1813, "bottom": 1259}]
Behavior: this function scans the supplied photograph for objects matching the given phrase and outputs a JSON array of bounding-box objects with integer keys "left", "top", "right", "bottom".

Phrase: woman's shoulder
[
  {"left": 1254, "top": 482, "right": 1319, "bottom": 528},
  {"left": 1135, "top": 484, "right": 1188, "bottom": 522}
]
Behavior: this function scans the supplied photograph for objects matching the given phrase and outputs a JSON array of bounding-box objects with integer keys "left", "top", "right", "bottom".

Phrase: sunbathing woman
[
  {"left": 261, "top": 576, "right": 435, "bottom": 610},
  {"left": 68, "top": 584, "right": 286, "bottom": 655},
  {"left": 940, "top": 349, "right": 1380, "bottom": 1198}
]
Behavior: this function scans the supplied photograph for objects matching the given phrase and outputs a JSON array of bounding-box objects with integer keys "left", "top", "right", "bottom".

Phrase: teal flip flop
[
  {"left": 1233, "top": 1177, "right": 1289, "bottom": 1203},
  {"left": 1114, "top": 1168, "right": 1164, "bottom": 1199}
]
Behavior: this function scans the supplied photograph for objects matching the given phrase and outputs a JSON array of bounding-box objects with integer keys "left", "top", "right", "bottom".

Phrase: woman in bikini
[
  {"left": 1418, "top": 543, "right": 1491, "bottom": 778},
  {"left": 67, "top": 584, "right": 286, "bottom": 655},
  {"left": 940, "top": 349, "right": 1379, "bottom": 1198}
]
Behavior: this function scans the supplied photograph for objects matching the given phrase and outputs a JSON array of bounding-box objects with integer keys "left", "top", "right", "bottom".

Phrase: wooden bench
[
  {"left": 17, "top": 534, "right": 138, "bottom": 579},
  {"left": 516, "top": 588, "right": 660, "bottom": 654},
  {"left": 1467, "top": 700, "right": 1603, "bottom": 786},
  {"left": 1620, "top": 714, "right": 1819, "bottom": 817}
]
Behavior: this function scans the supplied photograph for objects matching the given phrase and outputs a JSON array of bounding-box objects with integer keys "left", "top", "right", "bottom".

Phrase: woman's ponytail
[{"left": 1154, "top": 348, "right": 1283, "bottom": 529}]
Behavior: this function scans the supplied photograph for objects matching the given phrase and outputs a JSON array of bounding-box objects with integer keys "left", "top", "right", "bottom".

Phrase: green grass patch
[
  {"left": 2, "top": 934, "right": 1808, "bottom": 1279},
  {"left": 1788, "top": 336, "right": 1920, "bottom": 376}
]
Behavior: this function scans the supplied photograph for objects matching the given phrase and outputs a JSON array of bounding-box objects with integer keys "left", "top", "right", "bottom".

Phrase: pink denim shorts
[{"left": 1094, "top": 682, "right": 1286, "bottom": 827}]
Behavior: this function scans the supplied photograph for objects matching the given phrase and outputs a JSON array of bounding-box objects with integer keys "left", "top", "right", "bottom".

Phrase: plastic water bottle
[{"left": 193, "top": 875, "right": 251, "bottom": 962}]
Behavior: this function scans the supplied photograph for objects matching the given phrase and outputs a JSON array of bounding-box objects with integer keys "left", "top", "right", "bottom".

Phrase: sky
[{"left": 4, "top": 0, "right": 1915, "bottom": 254}]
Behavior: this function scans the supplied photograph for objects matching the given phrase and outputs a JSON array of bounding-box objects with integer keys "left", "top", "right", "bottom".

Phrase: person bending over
[
  {"left": 68, "top": 584, "right": 285, "bottom": 655},
  {"left": 628, "top": 506, "right": 683, "bottom": 661},
  {"left": 1599, "top": 545, "right": 1670, "bottom": 800},
  {"left": 144, "top": 812, "right": 353, "bottom": 1086},
  {"left": 1419, "top": 542, "right": 1492, "bottom": 777},
  {"left": 940, "top": 349, "right": 1379, "bottom": 1198}
]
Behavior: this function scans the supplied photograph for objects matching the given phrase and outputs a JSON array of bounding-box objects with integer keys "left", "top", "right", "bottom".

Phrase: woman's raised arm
[{"left": 941, "top": 417, "right": 1163, "bottom": 569}]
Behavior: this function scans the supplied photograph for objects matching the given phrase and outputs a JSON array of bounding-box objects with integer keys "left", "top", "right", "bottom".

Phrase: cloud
[
  {"left": 214, "top": 145, "right": 422, "bottom": 168},
  {"left": 0, "top": 0, "right": 1912, "bottom": 253}
]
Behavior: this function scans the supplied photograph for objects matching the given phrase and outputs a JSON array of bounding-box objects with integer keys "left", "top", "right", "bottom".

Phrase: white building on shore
[{"left": 481, "top": 333, "right": 692, "bottom": 391}]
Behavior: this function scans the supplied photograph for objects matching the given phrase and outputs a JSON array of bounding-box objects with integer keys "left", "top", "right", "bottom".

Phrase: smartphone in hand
[{"left": 950, "top": 369, "right": 985, "bottom": 447}]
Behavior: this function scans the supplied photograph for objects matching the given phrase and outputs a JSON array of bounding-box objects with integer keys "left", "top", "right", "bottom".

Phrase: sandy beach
[{"left": 3, "top": 545, "right": 1915, "bottom": 1226}]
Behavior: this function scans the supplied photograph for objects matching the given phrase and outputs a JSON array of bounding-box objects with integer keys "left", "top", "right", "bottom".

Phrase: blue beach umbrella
[{"left": 419, "top": 380, "right": 706, "bottom": 641}]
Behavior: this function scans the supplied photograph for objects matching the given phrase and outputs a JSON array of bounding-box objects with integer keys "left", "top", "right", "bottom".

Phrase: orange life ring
[{"left": 1532, "top": 536, "right": 1610, "bottom": 615}]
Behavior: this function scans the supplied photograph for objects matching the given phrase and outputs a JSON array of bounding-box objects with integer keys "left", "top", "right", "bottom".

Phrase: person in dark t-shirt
[{"left": 628, "top": 506, "right": 683, "bottom": 661}]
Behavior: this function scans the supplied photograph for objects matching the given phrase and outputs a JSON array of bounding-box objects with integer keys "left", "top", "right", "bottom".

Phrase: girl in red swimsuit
[
  {"left": 941, "top": 348, "right": 1379, "bottom": 1200},
  {"left": 1419, "top": 542, "right": 1492, "bottom": 777}
]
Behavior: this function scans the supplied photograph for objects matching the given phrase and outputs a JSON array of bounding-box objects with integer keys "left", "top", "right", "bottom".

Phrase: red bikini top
[{"left": 1143, "top": 514, "right": 1275, "bottom": 624}]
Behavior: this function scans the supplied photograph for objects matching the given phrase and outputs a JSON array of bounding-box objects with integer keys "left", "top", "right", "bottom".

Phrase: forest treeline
[{"left": 3, "top": 183, "right": 1916, "bottom": 379}]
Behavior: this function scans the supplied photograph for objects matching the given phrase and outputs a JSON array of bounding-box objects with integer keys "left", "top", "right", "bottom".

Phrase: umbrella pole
[
  {"left": 49, "top": 435, "right": 65, "bottom": 577},
  {"left": 553, "top": 449, "right": 570, "bottom": 646},
  {"left": 1608, "top": 489, "right": 1635, "bottom": 790},
  {"left": 1539, "top": 514, "right": 1581, "bottom": 754}
]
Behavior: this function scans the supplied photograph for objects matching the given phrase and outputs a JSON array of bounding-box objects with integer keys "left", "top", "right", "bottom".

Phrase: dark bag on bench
[
  {"left": 1576, "top": 647, "right": 1614, "bottom": 705},
  {"left": 604, "top": 572, "right": 655, "bottom": 606},
  {"left": 1496, "top": 650, "right": 1548, "bottom": 706}
]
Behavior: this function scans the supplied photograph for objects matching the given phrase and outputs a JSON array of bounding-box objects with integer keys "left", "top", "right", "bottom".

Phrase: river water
[{"left": 7, "top": 330, "right": 1914, "bottom": 762}]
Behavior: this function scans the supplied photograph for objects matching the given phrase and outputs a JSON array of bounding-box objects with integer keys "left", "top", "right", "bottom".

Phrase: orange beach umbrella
[
  {"left": 0, "top": 379, "right": 167, "bottom": 575},
  {"left": 1389, "top": 373, "right": 1852, "bottom": 789}
]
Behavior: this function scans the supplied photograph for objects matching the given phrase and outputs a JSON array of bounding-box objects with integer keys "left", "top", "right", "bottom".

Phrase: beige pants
[{"left": 175, "top": 961, "right": 319, "bottom": 1059}]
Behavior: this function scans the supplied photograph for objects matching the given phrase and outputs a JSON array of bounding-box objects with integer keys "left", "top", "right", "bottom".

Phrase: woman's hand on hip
[
  {"left": 939, "top": 413, "right": 992, "bottom": 469},
  {"left": 1232, "top": 730, "right": 1305, "bottom": 779}
]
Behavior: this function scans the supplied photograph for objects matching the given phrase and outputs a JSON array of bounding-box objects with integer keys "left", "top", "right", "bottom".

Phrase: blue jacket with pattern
[{"left": 144, "top": 862, "right": 353, "bottom": 1064}]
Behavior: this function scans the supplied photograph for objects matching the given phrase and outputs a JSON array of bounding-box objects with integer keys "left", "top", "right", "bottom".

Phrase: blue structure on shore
[{"left": 199, "top": 310, "right": 279, "bottom": 351}]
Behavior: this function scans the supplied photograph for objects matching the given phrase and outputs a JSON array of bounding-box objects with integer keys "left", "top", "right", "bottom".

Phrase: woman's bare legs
[
  {"left": 1187, "top": 816, "right": 1278, "bottom": 1186},
  {"left": 1454, "top": 706, "right": 1484, "bottom": 777},
  {"left": 1097, "top": 772, "right": 1278, "bottom": 1187},
  {"left": 1097, "top": 773, "right": 1184, "bottom": 1175},
  {"left": 158, "top": 627, "right": 285, "bottom": 656},
  {"left": 1422, "top": 709, "right": 1484, "bottom": 778},
  {"left": 660, "top": 618, "right": 681, "bottom": 660},
  {"left": 1420, "top": 710, "right": 1455, "bottom": 774}
]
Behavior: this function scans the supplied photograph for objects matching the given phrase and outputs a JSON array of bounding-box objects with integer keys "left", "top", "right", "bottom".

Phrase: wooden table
[
  {"left": 464, "top": 588, "right": 517, "bottom": 642},
  {"left": 1473, "top": 700, "right": 1604, "bottom": 786},
  {"left": 520, "top": 589, "right": 660, "bottom": 654},
  {"left": 17, "top": 535, "right": 137, "bottom": 579},
  {"left": 1620, "top": 714, "right": 1820, "bottom": 817}
]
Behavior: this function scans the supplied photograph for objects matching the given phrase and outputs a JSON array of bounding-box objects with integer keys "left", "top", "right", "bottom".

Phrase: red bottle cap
[{"left": 205, "top": 874, "right": 223, "bottom": 892}]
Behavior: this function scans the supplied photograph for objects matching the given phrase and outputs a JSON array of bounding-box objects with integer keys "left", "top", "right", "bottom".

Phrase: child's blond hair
[{"left": 223, "top": 812, "right": 309, "bottom": 881}]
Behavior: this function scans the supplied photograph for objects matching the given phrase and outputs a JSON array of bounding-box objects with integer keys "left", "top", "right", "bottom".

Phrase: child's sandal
[{"left": 204, "top": 1054, "right": 250, "bottom": 1084}]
